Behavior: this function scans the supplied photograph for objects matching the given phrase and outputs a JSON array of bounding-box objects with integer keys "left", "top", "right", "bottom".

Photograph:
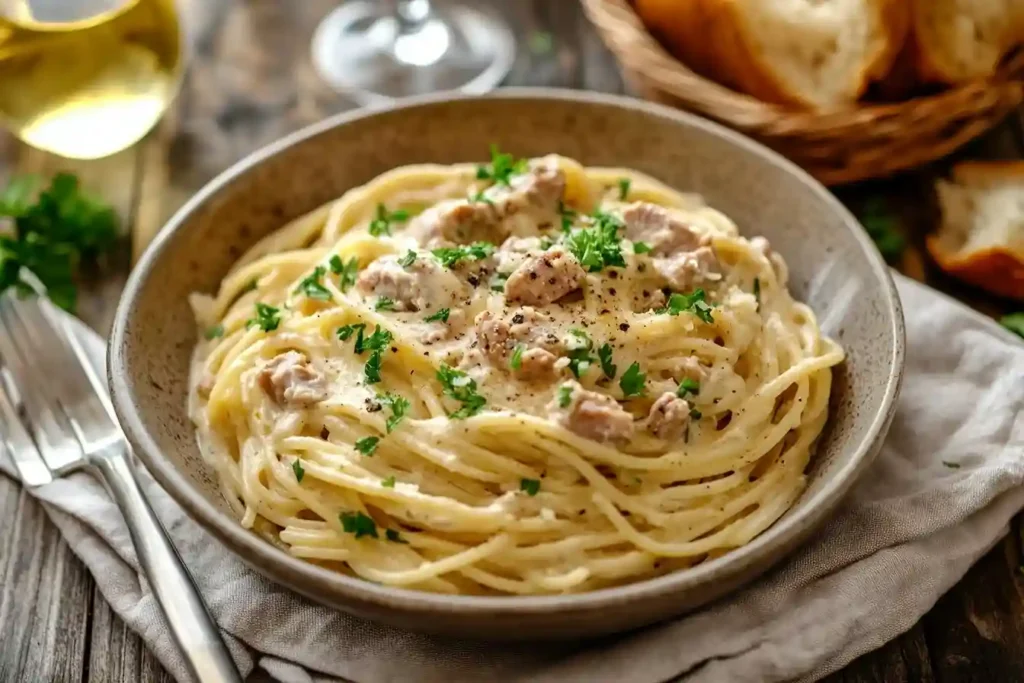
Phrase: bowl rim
[{"left": 108, "top": 87, "right": 906, "bottom": 615}]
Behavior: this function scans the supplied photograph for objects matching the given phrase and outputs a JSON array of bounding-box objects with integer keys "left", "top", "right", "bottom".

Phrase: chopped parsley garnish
[
  {"left": 943, "top": 461, "right": 961, "bottom": 469},
  {"left": 566, "top": 211, "right": 626, "bottom": 272},
  {"left": 240, "top": 278, "right": 259, "bottom": 295},
  {"left": 364, "top": 350, "right": 384, "bottom": 383},
  {"left": 292, "top": 458, "right": 305, "bottom": 483},
  {"left": 295, "top": 265, "right": 332, "bottom": 300},
  {"left": 617, "top": 178, "right": 631, "bottom": 200},
  {"left": 432, "top": 242, "right": 494, "bottom": 268},
  {"left": 398, "top": 250, "right": 417, "bottom": 268},
  {"left": 436, "top": 365, "right": 487, "bottom": 419},
  {"left": 619, "top": 362, "right": 646, "bottom": 397},
  {"left": 677, "top": 377, "right": 700, "bottom": 397},
  {"left": 565, "top": 328, "right": 595, "bottom": 378},
  {"left": 510, "top": 344, "right": 524, "bottom": 371},
  {"left": 858, "top": 198, "right": 905, "bottom": 264},
  {"left": 352, "top": 325, "right": 393, "bottom": 385},
  {"left": 340, "top": 511, "right": 378, "bottom": 539},
  {"left": 557, "top": 384, "right": 574, "bottom": 408},
  {"left": 336, "top": 322, "right": 366, "bottom": 341},
  {"left": 354, "top": 436, "right": 379, "bottom": 456},
  {"left": 558, "top": 201, "right": 577, "bottom": 232},
  {"left": 374, "top": 297, "right": 396, "bottom": 312},
  {"left": 660, "top": 289, "right": 715, "bottom": 323},
  {"left": 597, "top": 343, "right": 617, "bottom": 379},
  {"left": 476, "top": 144, "right": 528, "bottom": 186},
  {"left": 753, "top": 278, "right": 761, "bottom": 311},
  {"left": 1001, "top": 313, "right": 1024, "bottom": 339},
  {"left": 329, "top": 255, "right": 359, "bottom": 292},
  {"left": 368, "top": 204, "right": 410, "bottom": 237},
  {"left": 632, "top": 241, "right": 652, "bottom": 254},
  {"left": 385, "top": 529, "right": 409, "bottom": 544},
  {"left": 520, "top": 478, "right": 541, "bottom": 496},
  {"left": 689, "top": 408, "right": 703, "bottom": 420},
  {"left": 490, "top": 272, "right": 509, "bottom": 292},
  {"left": 424, "top": 307, "right": 450, "bottom": 323},
  {"left": 381, "top": 475, "right": 396, "bottom": 488},
  {"left": 469, "top": 190, "right": 494, "bottom": 206},
  {"left": 379, "top": 392, "right": 410, "bottom": 433},
  {"left": 247, "top": 303, "right": 281, "bottom": 332},
  {"left": 204, "top": 324, "right": 224, "bottom": 340}
]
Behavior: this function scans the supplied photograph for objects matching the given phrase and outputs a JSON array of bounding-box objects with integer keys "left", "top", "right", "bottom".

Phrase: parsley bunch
[
  {"left": 566, "top": 211, "right": 626, "bottom": 272},
  {"left": 0, "top": 173, "right": 118, "bottom": 311},
  {"left": 432, "top": 242, "right": 494, "bottom": 268},
  {"left": 476, "top": 144, "right": 527, "bottom": 186}
]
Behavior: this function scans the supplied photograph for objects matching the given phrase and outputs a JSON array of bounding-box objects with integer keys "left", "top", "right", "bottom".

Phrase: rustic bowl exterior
[{"left": 108, "top": 90, "right": 905, "bottom": 639}]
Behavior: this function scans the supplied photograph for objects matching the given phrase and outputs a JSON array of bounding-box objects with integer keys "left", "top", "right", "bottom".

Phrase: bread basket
[{"left": 581, "top": 0, "right": 1024, "bottom": 185}]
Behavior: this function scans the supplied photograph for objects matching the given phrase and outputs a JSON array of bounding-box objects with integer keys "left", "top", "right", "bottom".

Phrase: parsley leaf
[
  {"left": 364, "top": 350, "right": 384, "bottom": 383},
  {"left": 296, "top": 265, "right": 332, "bottom": 300},
  {"left": 353, "top": 325, "right": 393, "bottom": 385},
  {"left": 368, "top": 204, "right": 410, "bottom": 237},
  {"left": 247, "top": 303, "right": 281, "bottom": 332},
  {"left": 565, "top": 328, "right": 595, "bottom": 378},
  {"left": 431, "top": 242, "right": 494, "bottom": 268},
  {"left": 619, "top": 362, "right": 646, "bottom": 397},
  {"left": 489, "top": 272, "right": 509, "bottom": 292},
  {"left": 292, "top": 458, "right": 305, "bottom": 483},
  {"left": 375, "top": 297, "right": 396, "bottom": 312},
  {"left": 510, "top": 344, "right": 524, "bottom": 371},
  {"left": 385, "top": 528, "right": 409, "bottom": 544},
  {"left": 557, "top": 384, "right": 574, "bottom": 408},
  {"left": 329, "top": 255, "right": 359, "bottom": 292},
  {"left": 340, "top": 511, "right": 378, "bottom": 539},
  {"left": 204, "top": 324, "right": 225, "bottom": 340},
  {"left": 520, "top": 478, "right": 540, "bottom": 496},
  {"left": 597, "top": 343, "right": 617, "bottom": 379},
  {"left": 424, "top": 308, "right": 450, "bottom": 323},
  {"left": 379, "top": 392, "right": 410, "bottom": 433},
  {"left": 1001, "top": 313, "right": 1024, "bottom": 339},
  {"left": 660, "top": 289, "right": 715, "bottom": 323},
  {"left": 436, "top": 364, "right": 487, "bottom": 418},
  {"left": 337, "top": 322, "right": 366, "bottom": 341},
  {"left": 469, "top": 190, "right": 494, "bottom": 206},
  {"left": 633, "top": 241, "right": 652, "bottom": 254},
  {"left": 617, "top": 178, "right": 631, "bottom": 200},
  {"left": 558, "top": 201, "right": 577, "bottom": 232},
  {"left": 398, "top": 250, "right": 417, "bottom": 268},
  {"left": 943, "top": 461, "right": 961, "bottom": 469},
  {"left": 677, "top": 377, "right": 700, "bottom": 397},
  {"left": 689, "top": 408, "right": 703, "bottom": 420},
  {"left": 858, "top": 198, "right": 905, "bottom": 264},
  {"left": 354, "top": 436, "right": 379, "bottom": 455},
  {"left": 476, "top": 144, "right": 528, "bottom": 186},
  {"left": 566, "top": 211, "right": 625, "bottom": 272},
  {"left": 381, "top": 475, "right": 396, "bottom": 488}
]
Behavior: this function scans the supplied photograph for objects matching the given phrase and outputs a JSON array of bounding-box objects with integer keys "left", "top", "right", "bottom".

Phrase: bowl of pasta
[{"left": 108, "top": 89, "right": 904, "bottom": 639}]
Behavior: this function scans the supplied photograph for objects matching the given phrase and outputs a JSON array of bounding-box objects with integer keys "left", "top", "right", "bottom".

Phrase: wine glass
[{"left": 311, "top": 0, "right": 515, "bottom": 104}]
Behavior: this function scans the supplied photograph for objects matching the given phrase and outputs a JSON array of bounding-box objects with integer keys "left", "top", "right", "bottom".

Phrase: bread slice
[
  {"left": 911, "top": 0, "right": 1024, "bottom": 83},
  {"left": 928, "top": 162, "right": 1024, "bottom": 300},
  {"left": 635, "top": 0, "right": 909, "bottom": 110}
]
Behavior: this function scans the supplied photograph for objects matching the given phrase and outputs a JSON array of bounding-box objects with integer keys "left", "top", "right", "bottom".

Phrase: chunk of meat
[
  {"left": 549, "top": 381, "right": 634, "bottom": 442},
  {"left": 653, "top": 247, "right": 721, "bottom": 291},
  {"left": 515, "top": 347, "right": 559, "bottom": 381},
  {"left": 492, "top": 236, "right": 542, "bottom": 275},
  {"left": 257, "top": 351, "right": 327, "bottom": 407},
  {"left": 357, "top": 253, "right": 467, "bottom": 312},
  {"left": 476, "top": 308, "right": 563, "bottom": 361},
  {"left": 622, "top": 202, "right": 706, "bottom": 255},
  {"left": 406, "top": 160, "right": 566, "bottom": 247},
  {"left": 504, "top": 247, "right": 586, "bottom": 306},
  {"left": 646, "top": 392, "right": 691, "bottom": 441}
]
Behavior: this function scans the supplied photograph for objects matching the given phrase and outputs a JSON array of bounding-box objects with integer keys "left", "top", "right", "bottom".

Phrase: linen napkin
[{"left": 2, "top": 273, "right": 1023, "bottom": 683}]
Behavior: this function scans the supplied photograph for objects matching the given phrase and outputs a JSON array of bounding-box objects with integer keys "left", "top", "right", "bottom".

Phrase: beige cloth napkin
[{"left": 2, "top": 273, "right": 1023, "bottom": 683}]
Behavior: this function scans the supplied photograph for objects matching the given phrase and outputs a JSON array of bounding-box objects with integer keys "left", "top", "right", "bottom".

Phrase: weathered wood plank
[
  {"left": 824, "top": 625, "right": 935, "bottom": 683},
  {"left": 87, "top": 592, "right": 175, "bottom": 683}
]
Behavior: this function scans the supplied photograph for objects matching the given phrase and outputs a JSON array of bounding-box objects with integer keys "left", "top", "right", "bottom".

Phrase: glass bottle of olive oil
[{"left": 0, "top": 0, "right": 183, "bottom": 159}]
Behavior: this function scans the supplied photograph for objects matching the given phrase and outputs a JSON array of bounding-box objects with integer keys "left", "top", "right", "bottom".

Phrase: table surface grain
[{"left": 2, "top": 1, "right": 1024, "bottom": 682}]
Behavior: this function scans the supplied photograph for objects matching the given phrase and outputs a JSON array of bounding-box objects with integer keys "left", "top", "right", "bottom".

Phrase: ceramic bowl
[{"left": 108, "top": 89, "right": 905, "bottom": 640}]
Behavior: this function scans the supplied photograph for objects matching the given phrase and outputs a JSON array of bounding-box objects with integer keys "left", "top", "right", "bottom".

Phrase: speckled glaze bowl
[{"left": 108, "top": 89, "right": 905, "bottom": 640}]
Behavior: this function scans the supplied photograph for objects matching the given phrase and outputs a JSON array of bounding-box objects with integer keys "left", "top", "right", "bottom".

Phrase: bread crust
[{"left": 910, "top": 0, "right": 1024, "bottom": 84}]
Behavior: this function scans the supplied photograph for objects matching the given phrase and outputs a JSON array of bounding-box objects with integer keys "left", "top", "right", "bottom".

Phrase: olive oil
[{"left": 0, "top": 0, "right": 182, "bottom": 159}]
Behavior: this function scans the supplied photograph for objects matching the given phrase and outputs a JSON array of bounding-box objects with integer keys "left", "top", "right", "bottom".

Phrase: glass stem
[{"left": 393, "top": 0, "right": 431, "bottom": 33}]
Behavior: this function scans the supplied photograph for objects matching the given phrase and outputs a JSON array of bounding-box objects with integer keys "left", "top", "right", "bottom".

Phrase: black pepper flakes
[
  {"left": 512, "top": 313, "right": 525, "bottom": 324},
  {"left": 619, "top": 323, "right": 630, "bottom": 332}
]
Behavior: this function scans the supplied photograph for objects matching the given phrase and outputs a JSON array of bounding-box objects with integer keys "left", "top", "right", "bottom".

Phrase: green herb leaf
[
  {"left": 597, "top": 343, "right": 617, "bottom": 379},
  {"left": 375, "top": 297, "right": 396, "bottom": 312},
  {"left": 557, "top": 384, "right": 573, "bottom": 408},
  {"left": 296, "top": 265, "right": 332, "bottom": 300},
  {"left": 859, "top": 198, "right": 905, "bottom": 263},
  {"left": 520, "top": 478, "right": 541, "bottom": 496},
  {"left": 356, "top": 325, "right": 392, "bottom": 355},
  {"left": 566, "top": 211, "right": 625, "bottom": 272},
  {"left": 617, "top": 178, "right": 631, "bottom": 201},
  {"left": 1000, "top": 313, "right": 1024, "bottom": 338},
  {"left": 398, "top": 250, "right": 417, "bottom": 268},
  {"left": 632, "top": 241, "right": 652, "bottom": 254},
  {"left": 354, "top": 436, "right": 379, "bottom": 456},
  {"left": 379, "top": 392, "right": 410, "bottom": 433},
  {"left": 431, "top": 242, "right": 494, "bottom": 268},
  {"left": 340, "top": 511, "right": 378, "bottom": 538},
  {"left": 292, "top": 459, "right": 305, "bottom": 483},
  {"left": 476, "top": 144, "right": 528, "bottom": 186},
  {"left": 469, "top": 190, "right": 494, "bottom": 206},
  {"left": 364, "top": 350, "right": 384, "bottom": 383},
  {"left": 240, "top": 278, "right": 259, "bottom": 295},
  {"left": 330, "top": 256, "right": 359, "bottom": 292},
  {"left": 368, "top": 204, "right": 410, "bottom": 237},
  {"left": 489, "top": 272, "right": 509, "bottom": 292},
  {"left": 247, "top": 303, "right": 281, "bottom": 332},
  {"left": 619, "top": 362, "right": 646, "bottom": 398},
  {"left": 436, "top": 364, "right": 487, "bottom": 419},
  {"left": 558, "top": 201, "right": 577, "bottom": 232},
  {"left": 385, "top": 528, "right": 409, "bottom": 543},
  {"left": 204, "top": 324, "right": 225, "bottom": 340},
  {"left": 942, "top": 461, "right": 961, "bottom": 469},
  {"left": 677, "top": 377, "right": 700, "bottom": 397},
  {"left": 424, "top": 307, "right": 450, "bottom": 323},
  {"left": 510, "top": 344, "right": 524, "bottom": 371},
  {"left": 689, "top": 408, "right": 703, "bottom": 420},
  {"left": 660, "top": 289, "right": 715, "bottom": 323},
  {"left": 565, "top": 328, "right": 595, "bottom": 378},
  {"left": 337, "top": 322, "right": 366, "bottom": 341},
  {"left": 381, "top": 475, "right": 396, "bottom": 488}
]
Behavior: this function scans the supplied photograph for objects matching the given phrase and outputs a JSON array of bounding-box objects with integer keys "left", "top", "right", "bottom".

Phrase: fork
[{"left": 0, "top": 293, "right": 242, "bottom": 683}]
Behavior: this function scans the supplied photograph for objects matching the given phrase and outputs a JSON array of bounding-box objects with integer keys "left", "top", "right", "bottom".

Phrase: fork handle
[{"left": 93, "top": 448, "right": 243, "bottom": 683}]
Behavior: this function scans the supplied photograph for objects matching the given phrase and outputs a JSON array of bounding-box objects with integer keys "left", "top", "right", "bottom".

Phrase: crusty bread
[
  {"left": 911, "top": 0, "right": 1024, "bottom": 84},
  {"left": 635, "top": 0, "right": 909, "bottom": 110},
  {"left": 928, "top": 161, "right": 1024, "bottom": 300}
]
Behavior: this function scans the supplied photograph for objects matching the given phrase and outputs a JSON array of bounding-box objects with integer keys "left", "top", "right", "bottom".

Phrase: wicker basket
[{"left": 582, "top": 0, "right": 1024, "bottom": 185}]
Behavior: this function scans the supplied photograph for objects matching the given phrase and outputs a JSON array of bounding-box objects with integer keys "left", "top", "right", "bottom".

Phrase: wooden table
[{"left": 1, "top": 2, "right": 1023, "bottom": 681}]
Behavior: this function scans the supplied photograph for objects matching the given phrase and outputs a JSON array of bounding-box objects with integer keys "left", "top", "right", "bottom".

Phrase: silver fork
[{"left": 0, "top": 293, "right": 242, "bottom": 683}]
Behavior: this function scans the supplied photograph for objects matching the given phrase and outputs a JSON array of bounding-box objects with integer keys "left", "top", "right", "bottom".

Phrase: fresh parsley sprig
[
  {"left": 566, "top": 211, "right": 626, "bottom": 272},
  {"left": 436, "top": 364, "right": 487, "bottom": 419},
  {"left": 564, "top": 328, "right": 595, "bottom": 378},
  {"left": 520, "top": 478, "right": 540, "bottom": 496},
  {"left": 247, "top": 303, "right": 281, "bottom": 332},
  {"left": 379, "top": 392, "right": 410, "bottom": 433},
  {"left": 368, "top": 204, "right": 409, "bottom": 237},
  {"left": 329, "top": 255, "right": 359, "bottom": 292},
  {"left": 340, "top": 511, "right": 378, "bottom": 538},
  {"left": 619, "top": 362, "right": 646, "bottom": 398},
  {"left": 295, "top": 265, "right": 332, "bottom": 300},
  {"left": 476, "top": 144, "right": 528, "bottom": 186},
  {"left": 432, "top": 242, "right": 494, "bottom": 268},
  {"left": 660, "top": 289, "right": 715, "bottom": 323}
]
